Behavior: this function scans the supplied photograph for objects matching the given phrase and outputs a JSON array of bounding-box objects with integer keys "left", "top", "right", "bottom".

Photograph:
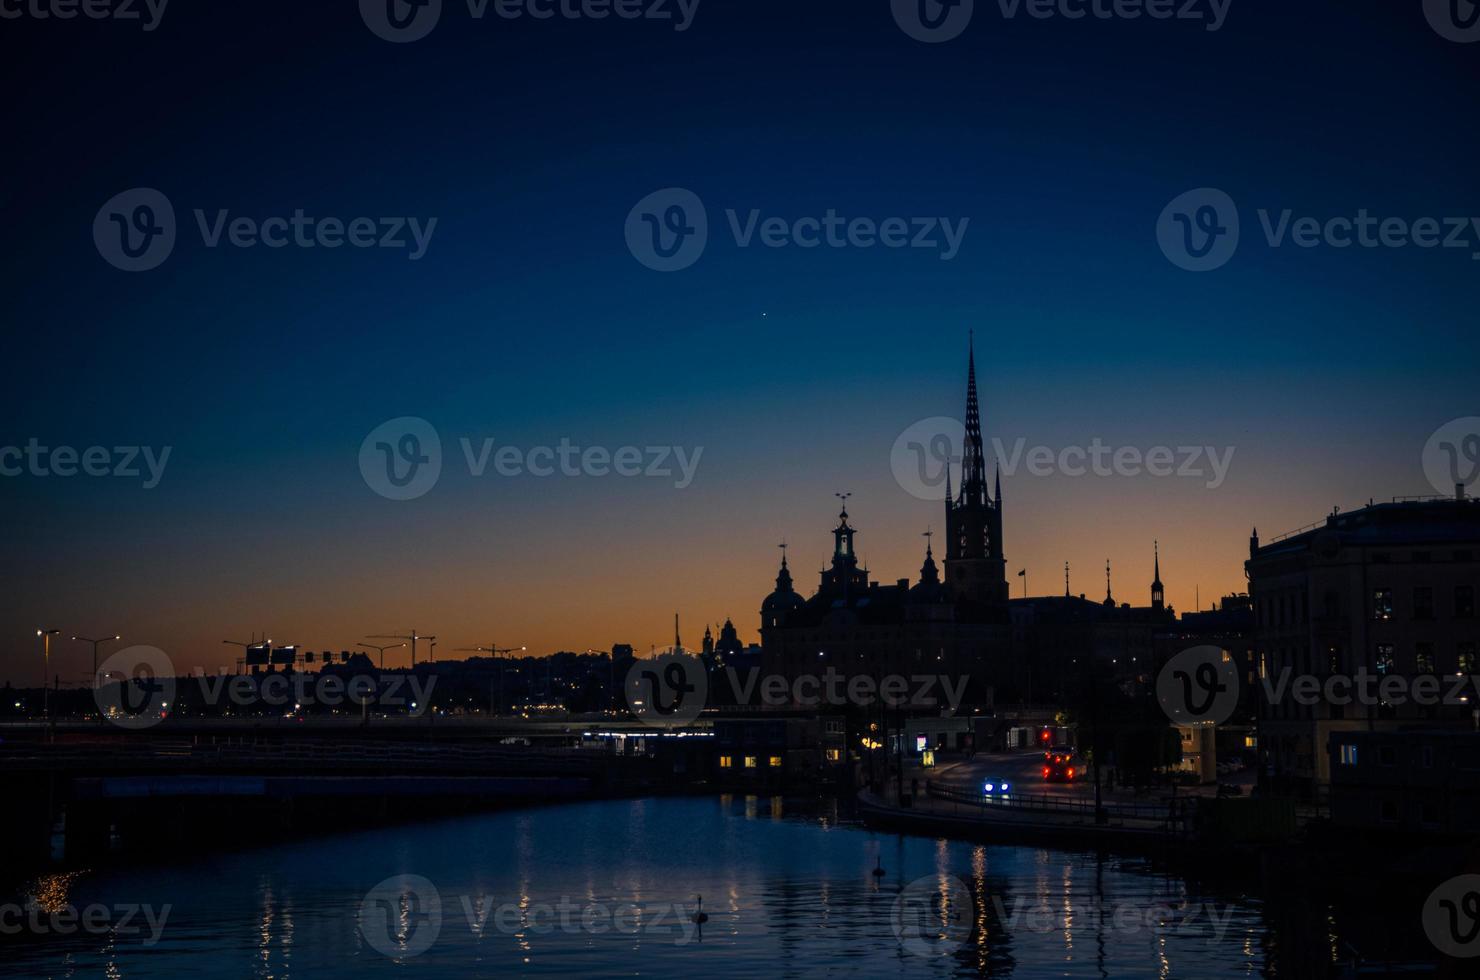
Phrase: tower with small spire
[
  {"left": 944, "top": 335, "right": 1009, "bottom": 606},
  {"left": 821, "top": 493, "right": 869, "bottom": 598},
  {"left": 1103, "top": 560, "right": 1115, "bottom": 608}
]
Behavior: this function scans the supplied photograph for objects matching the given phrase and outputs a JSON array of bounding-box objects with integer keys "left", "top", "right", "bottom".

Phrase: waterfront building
[{"left": 1247, "top": 492, "right": 1480, "bottom": 796}]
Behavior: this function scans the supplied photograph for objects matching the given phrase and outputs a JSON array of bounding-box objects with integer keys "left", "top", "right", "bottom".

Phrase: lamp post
[
  {"left": 74, "top": 634, "right": 120, "bottom": 687},
  {"left": 37, "top": 629, "right": 60, "bottom": 728},
  {"left": 368, "top": 630, "right": 436, "bottom": 668},
  {"left": 358, "top": 641, "right": 405, "bottom": 669}
]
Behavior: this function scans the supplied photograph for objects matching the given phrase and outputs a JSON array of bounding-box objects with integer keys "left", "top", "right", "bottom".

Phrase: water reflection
[{"left": 2, "top": 796, "right": 1339, "bottom": 978}]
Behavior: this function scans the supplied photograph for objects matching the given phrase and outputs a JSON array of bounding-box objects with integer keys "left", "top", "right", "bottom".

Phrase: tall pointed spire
[
  {"left": 1151, "top": 540, "right": 1165, "bottom": 611},
  {"left": 1064, "top": 561, "right": 1070, "bottom": 597},
  {"left": 1103, "top": 560, "right": 1115, "bottom": 607},
  {"left": 960, "top": 331, "right": 988, "bottom": 507}
]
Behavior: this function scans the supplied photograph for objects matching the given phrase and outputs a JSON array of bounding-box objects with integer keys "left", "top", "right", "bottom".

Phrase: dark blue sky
[{"left": 2, "top": 0, "right": 1476, "bottom": 676}]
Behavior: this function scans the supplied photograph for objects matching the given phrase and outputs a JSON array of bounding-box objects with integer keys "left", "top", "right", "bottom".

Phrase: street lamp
[
  {"left": 358, "top": 641, "right": 405, "bottom": 669},
  {"left": 37, "top": 629, "right": 60, "bottom": 725},
  {"left": 74, "top": 634, "right": 120, "bottom": 686}
]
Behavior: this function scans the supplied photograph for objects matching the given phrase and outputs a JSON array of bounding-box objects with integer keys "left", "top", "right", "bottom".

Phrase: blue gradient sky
[{"left": 1, "top": 0, "right": 1476, "bottom": 681}]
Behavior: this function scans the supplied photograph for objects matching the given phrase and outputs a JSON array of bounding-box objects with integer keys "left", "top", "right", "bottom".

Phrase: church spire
[
  {"left": 1151, "top": 540, "right": 1165, "bottom": 611},
  {"left": 1103, "top": 560, "right": 1115, "bottom": 607},
  {"left": 960, "top": 332, "right": 988, "bottom": 507}
]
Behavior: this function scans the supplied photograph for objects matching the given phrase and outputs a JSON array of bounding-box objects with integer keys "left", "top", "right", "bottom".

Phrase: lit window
[
  {"left": 1375, "top": 644, "right": 1395, "bottom": 675},
  {"left": 1373, "top": 589, "right": 1394, "bottom": 621},
  {"left": 744, "top": 756, "right": 757, "bottom": 769},
  {"left": 1338, "top": 744, "right": 1358, "bottom": 766},
  {"left": 768, "top": 756, "right": 782, "bottom": 768},
  {"left": 1460, "top": 643, "right": 1477, "bottom": 675},
  {"left": 1416, "top": 643, "right": 1436, "bottom": 675},
  {"left": 719, "top": 755, "right": 732, "bottom": 769},
  {"left": 825, "top": 748, "right": 841, "bottom": 763}
]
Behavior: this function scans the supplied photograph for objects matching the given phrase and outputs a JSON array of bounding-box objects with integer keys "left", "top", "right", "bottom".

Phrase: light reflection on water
[{"left": 3, "top": 795, "right": 1294, "bottom": 978}]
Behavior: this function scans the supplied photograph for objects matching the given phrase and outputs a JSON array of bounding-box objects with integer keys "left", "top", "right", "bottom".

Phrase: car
[
  {"left": 1042, "top": 752, "right": 1078, "bottom": 783},
  {"left": 982, "top": 779, "right": 1013, "bottom": 796}
]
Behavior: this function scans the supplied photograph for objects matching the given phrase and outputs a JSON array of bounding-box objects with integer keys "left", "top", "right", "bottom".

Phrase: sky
[{"left": 1, "top": 0, "right": 1477, "bottom": 683}]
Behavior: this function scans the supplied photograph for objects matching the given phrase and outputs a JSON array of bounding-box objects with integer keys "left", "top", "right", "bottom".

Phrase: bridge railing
[{"left": 926, "top": 780, "right": 1190, "bottom": 825}]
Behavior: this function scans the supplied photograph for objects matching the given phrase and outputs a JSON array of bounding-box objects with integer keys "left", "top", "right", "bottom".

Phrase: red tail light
[{"left": 1067, "top": 767, "right": 1075, "bottom": 779}]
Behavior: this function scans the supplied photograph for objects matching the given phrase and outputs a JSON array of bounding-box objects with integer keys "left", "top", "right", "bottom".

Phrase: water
[{"left": 3, "top": 796, "right": 1303, "bottom": 978}]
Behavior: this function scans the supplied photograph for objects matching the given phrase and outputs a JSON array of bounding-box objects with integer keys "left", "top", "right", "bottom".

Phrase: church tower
[{"left": 944, "top": 337, "right": 1009, "bottom": 605}]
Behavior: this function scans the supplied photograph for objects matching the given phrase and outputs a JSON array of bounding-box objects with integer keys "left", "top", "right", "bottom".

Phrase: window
[
  {"left": 1457, "top": 586, "right": 1475, "bottom": 619},
  {"left": 1375, "top": 644, "right": 1396, "bottom": 675},
  {"left": 719, "top": 755, "right": 732, "bottom": 769},
  {"left": 825, "top": 748, "right": 841, "bottom": 763},
  {"left": 1338, "top": 744, "right": 1358, "bottom": 766},
  {"left": 1414, "top": 587, "right": 1435, "bottom": 620},
  {"left": 1416, "top": 643, "right": 1436, "bottom": 674},
  {"left": 743, "top": 756, "right": 757, "bottom": 769},
  {"left": 1327, "top": 645, "right": 1342, "bottom": 674},
  {"left": 1373, "top": 589, "right": 1394, "bottom": 621},
  {"left": 768, "top": 756, "right": 782, "bottom": 768},
  {"left": 1460, "top": 642, "right": 1477, "bottom": 675}
]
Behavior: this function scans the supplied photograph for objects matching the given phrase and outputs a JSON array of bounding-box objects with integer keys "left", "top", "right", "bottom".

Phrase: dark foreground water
[{"left": 4, "top": 795, "right": 1329, "bottom": 978}]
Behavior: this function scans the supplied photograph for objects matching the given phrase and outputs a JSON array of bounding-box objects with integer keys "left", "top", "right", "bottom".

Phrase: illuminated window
[
  {"left": 744, "top": 756, "right": 757, "bottom": 769},
  {"left": 1416, "top": 643, "right": 1436, "bottom": 675},
  {"left": 825, "top": 748, "right": 841, "bottom": 763},
  {"left": 1373, "top": 589, "right": 1393, "bottom": 621},
  {"left": 719, "top": 755, "right": 732, "bottom": 769},
  {"left": 1459, "top": 643, "right": 1476, "bottom": 674},
  {"left": 1338, "top": 744, "right": 1358, "bottom": 766},
  {"left": 1375, "top": 644, "right": 1395, "bottom": 675},
  {"left": 768, "top": 756, "right": 782, "bottom": 768}
]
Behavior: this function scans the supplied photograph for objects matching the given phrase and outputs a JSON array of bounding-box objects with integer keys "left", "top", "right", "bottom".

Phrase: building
[
  {"left": 1008, "top": 552, "right": 1177, "bottom": 704},
  {"left": 1329, "top": 729, "right": 1480, "bottom": 836},
  {"left": 1247, "top": 492, "right": 1480, "bottom": 796},
  {"left": 759, "top": 341, "right": 1011, "bottom": 706}
]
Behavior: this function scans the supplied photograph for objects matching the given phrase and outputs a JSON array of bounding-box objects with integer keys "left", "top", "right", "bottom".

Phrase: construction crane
[
  {"left": 357, "top": 641, "right": 405, "bottom": 669},
  {"left": 367, "top": 630, "right": 435, "bottom": 668}
]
